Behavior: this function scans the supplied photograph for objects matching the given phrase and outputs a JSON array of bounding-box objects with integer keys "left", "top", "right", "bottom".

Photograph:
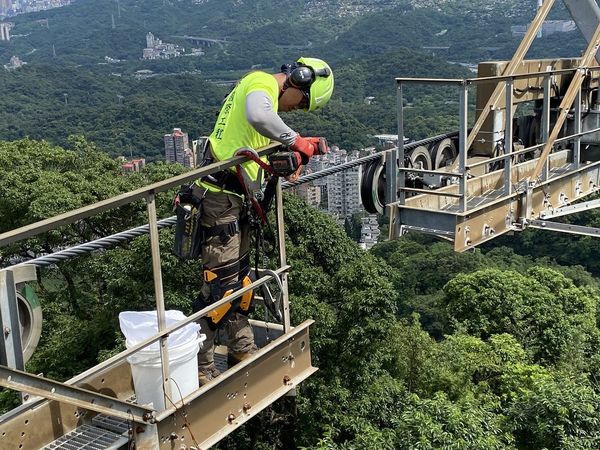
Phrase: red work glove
[
  {"left": 290, "top": 136, "right": 330, "bottom": 164},
  {"left": 305, "top": 137, "right": 330, "bottom": 155},
  {"left": 290, "top": 135, "right": 316, "bottom": 165}
]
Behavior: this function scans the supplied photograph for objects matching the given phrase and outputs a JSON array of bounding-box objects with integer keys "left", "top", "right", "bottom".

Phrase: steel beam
[
  {"left": 504, "top": 77, "right": 514, "bottom": 196},
  {"left": 458, "top": 83, "right": 469, "bottom": 212},
  {"left": 0, "top": 365, "right": 153, "bottom": 423},
  {"left": 395, "top": 83, "right": 404, "bottom": 208},
  {"left": 466, "top": 0, "right": 556, "bottom": 151},
  {"left": 0, "top": 361, "right": 135, "bottom": 450},
  {"left": 529, "top": 219, "right": 600, "bottom": 237},
  {"left": 153, "top": 320, "right": 317, "bottom": 449},
  {"left": 531, "top": 23, "right": 600, "bottom": 181},
  {"left": 145, "top": 193, "right": 172, "bottom": 409},
  {"left": 563, "top": 0, "right": 600, "bottom": 62},
  {"left": 394, "top": 149, "right": 600, "bottom": 250},
  {"left": 275, "top": 181, "right": 291, "bottom": 333},
  {"left": 540, "top": 198, "right": 600, "bottom": 218}
]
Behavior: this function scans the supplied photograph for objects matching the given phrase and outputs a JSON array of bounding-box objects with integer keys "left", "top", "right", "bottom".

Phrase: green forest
[
  {"left": 2, "top": 0, "right": 600, "bottom": 449},
  {"left": 0, "top": 0, "right": 590, "bottom": 160},
  {"left": 2, "top": 139, "right": 600, "bottom": 449},
  {"left": 0, "top": 47, "right": 472, "bottom": 160}
]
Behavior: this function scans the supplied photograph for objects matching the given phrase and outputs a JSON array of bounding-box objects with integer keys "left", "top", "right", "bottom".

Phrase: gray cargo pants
[{"left": 196, "top": 189, "right": 256, "bottom": 369}]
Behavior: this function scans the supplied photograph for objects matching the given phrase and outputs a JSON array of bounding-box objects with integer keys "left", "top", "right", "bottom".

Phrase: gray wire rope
[
  {"left": 12, "top": 218, "right": 177, "bottom": 269},
  {"left": 9, "top": 132, "right": 458, "bottom": 269}
]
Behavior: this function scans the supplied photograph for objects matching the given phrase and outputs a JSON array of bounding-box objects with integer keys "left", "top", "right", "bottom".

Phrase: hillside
[
  {"left": 0, "top": 47, "right": 472, "bottom": 158},
  {"left": 0, "top": 0, "right": 587, "bottom": 157},
  {"left": 0, "top": 0, "right": 580, "bottom": 71}
]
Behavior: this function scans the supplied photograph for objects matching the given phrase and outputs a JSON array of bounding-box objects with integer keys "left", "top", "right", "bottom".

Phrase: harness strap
[
  {"left": 207, "top": 252, "right": 251, "bottom": 284},
  {"left": 202, "top": 170, "right": 245, "bottom": 196},
  {"left": 202, "top": 220, "right": 240, "bottom": 244}
]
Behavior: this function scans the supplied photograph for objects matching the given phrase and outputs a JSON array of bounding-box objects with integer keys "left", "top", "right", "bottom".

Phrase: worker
[{"left": 193, "top": 57, "right": 334, "bottom": 385}]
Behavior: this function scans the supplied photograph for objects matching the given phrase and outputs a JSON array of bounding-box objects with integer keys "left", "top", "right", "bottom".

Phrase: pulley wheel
[
  {"left": 430, "top": 138, "right": 457, "bottom": 169},
  {"left": 360, "top": 158, "right": 386, "bottom": 215},
  {"left": 408, "top": 146, "right": 432, "bottom": 171},
  {"left": 17, "top": 285, "right": 42, "bottom": 363}
]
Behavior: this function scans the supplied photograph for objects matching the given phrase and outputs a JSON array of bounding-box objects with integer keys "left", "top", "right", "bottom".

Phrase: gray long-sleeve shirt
[{"left": 245, "top": 90, "right": 297, "bottom": 146}]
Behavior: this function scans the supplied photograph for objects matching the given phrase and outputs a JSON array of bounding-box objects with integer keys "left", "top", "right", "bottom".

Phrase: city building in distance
[
  {"left": 120, "top": 158, "right": 146, "bottom": 174},
  {"left": 164, "top": 128, "right": 198, "bottom": 168},
  {"left": 1, "top": 0, "right": 73, "bottom": 17},
  {"left": 4, "top": 55, "right": 25, "bottom": 70},
  {"left": 143, "top": 32, "right": 184, "bottom": 60}
]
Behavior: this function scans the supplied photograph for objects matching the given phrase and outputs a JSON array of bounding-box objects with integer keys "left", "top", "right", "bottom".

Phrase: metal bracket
[
  {"left": 519, "top": 180, "right": 535, "bottom": 225},
  {"left": 253, "top": 268, "right": 284, "bottom": 323},
  {"left": 400, "top": 225, "right": 455, "bottom": 241}
]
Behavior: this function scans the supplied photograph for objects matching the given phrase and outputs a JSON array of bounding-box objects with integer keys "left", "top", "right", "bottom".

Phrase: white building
[
  {"left": 324, "top": 149, "right": 362, "bottom": 223},
  {"left": 0, "top": 22, "right": 12, "bottom": 41},
  {"left": 4, "top": 55, "right": 25, "bottom": 70},
  {"left": 359, "top": 215, "right": 381, "bottom": 250},
  {"left": 143, "top": 32, "right": 184, "bottom": 60}
]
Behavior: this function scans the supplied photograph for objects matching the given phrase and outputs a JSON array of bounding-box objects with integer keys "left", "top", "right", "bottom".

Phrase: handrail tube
[
  {"left": 394, "top": 66, "right": 600, "bottom": 85},
  {"left": 465, "top": 125, "right": 600, "bottom": 170},
  {"left": 398, "top": 167, "right": 464, "bottom": 177},
  {"left": 399, "top": 187, "right": 463, "bottom": 198}
]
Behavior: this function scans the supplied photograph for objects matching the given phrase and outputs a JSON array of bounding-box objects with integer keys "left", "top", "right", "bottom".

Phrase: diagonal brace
[
  {"left": 540, "top": 198, "right": 600, "bottom": 219},
  {"left": 528, "top": 219, "right": 600, "bottom": 237},
  {"left": 530, "top": 23, "right": 600, "bottom": 181},
  {"left": 0, "top": 365, "right": 154, "bottom": 423}
]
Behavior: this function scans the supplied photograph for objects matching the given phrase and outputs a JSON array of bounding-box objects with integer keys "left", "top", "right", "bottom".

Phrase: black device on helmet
[{"left": 281, "top": 62, "right": 331, "bottom": 90}]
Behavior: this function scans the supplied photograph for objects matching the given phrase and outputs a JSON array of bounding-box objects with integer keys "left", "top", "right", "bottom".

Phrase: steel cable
[{"left": 9, "top": 131, "right": 459, "bottom": 269}]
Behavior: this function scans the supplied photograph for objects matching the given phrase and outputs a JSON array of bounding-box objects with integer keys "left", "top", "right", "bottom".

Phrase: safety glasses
[{"left": 299, "top": 89, "right": 310, "bottom": 110}]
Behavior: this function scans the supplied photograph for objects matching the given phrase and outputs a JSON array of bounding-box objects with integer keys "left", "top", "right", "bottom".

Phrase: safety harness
[{"left": 180, "top": 147, "right": 296, "bottom": 328}]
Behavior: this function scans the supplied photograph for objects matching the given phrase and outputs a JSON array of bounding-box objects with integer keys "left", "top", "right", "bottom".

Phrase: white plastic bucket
[
  {"left": 126, "top": 336, "right": 202, "bottom": 411},
  {"left": 118, "top": 311, "right": 205, "bottom": 411}
]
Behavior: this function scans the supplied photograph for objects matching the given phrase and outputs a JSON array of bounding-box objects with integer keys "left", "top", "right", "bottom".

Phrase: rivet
[
  {"left": 243, "top": 402, "right": 251, "bottom": 412},
  {"left": 228, "top": 413, "right": 236, "bottom": 423}
]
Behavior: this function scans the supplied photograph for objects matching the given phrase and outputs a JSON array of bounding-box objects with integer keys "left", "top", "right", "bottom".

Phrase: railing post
[
  {"left": 275, "top": 181, "right": 291, "bottom": 333},
  {"left": 504, "top": 77, "right": 514, "bottom": 196},
  {"left": 574, "top": 87, "right": 582, "bottom": 169},
  {"left": 541, "top": 74, "right": 552, "bottom": 181},
  {"left": 458, "top": 82, "right": 469, "bottom": 212},
  {"left": 146, "top": 192, "right": 172, "bottom": 408},
  {"left": 0, "top": 269, "right": 24, "bottom": 372},
  {"left": 393, "top": 82, "right": 403, "bottom": 207}
]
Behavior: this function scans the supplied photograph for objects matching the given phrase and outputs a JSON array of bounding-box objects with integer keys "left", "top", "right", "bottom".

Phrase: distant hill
[
  {"left": 0, "top": 0, "right": 587, "bottom": 159},
  {"left": 0, "top": 0, "right": 581, "bottom": 72}
]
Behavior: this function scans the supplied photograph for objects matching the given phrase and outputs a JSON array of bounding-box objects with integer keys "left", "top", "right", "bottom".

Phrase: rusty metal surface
[{"left": 154, "top": 320, "right": 316, "bottom": 449}]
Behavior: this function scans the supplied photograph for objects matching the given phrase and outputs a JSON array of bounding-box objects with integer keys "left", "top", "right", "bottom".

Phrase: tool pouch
[{"left": 173, "top": 184, "right": 206, "bottom": 260}]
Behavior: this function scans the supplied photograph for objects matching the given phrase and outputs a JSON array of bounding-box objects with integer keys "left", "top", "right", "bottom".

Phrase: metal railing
[
  {"left": 393, "top": 65, "right": 600, "bottom": 214},
  {"left": 0, "top": 142, "right": 292, "bottom": 420}
]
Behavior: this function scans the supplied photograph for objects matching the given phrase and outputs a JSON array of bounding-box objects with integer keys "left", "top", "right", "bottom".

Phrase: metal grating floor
[
  {"left": 91, "top": 414, "right": 130, "bottom": 435},
  {"left": 42, "top": 424, "right": 128, "bottom": 450},
  {"left": 214, "top": 351, "right": 229, "bottom": 373}
]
